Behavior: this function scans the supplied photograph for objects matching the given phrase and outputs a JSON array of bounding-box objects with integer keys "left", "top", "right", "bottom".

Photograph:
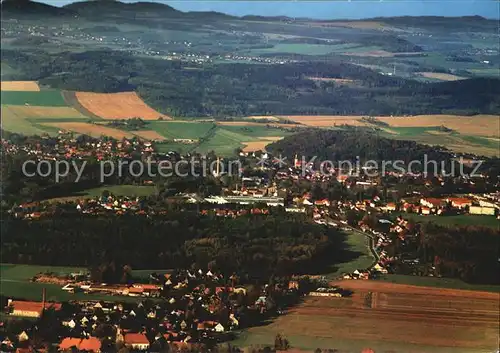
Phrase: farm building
[
  {"left": 122, "top": 333, "right": 150, "bottom": 350},
  {"left": 8, "top": 300, "right": 62, "bottom": 318}
]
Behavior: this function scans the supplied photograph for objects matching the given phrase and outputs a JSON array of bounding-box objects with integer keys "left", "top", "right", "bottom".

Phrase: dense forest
[
  {"left": 0, "top": 212, "right": 351, "bottom": 282},
  {"left": 417, "top": 223, "right": 499, "bottom": 284},
  {"left": 267, "top": 128, "right": 453, "bottom": 166},
  {"left": 2, "top": 48, "right": 500, "bottom": 117}
]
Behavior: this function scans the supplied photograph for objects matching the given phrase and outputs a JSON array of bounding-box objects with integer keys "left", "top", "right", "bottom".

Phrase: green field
[
  {"left": 248, "top": 43, "right": 362, "bottom": 55},
  {"left": 0, "top": 264, "right": 169, "bottom": 302},
  {"left": 194, "top": 127, "right": 250, "bottom": 155},
  {"left": 1, "top": 113, "right": 57, "bottom": 136},
  {"left": 43, "top": 185, "right": 156, "bottom": 203},
  {"left": 0, "top": 62, "right": 18, "bottom": 77},
  {"left": 469, "top": 68, "right": 500, "bottom": 77},
  {"left": 326, "top": 229, "right": 376, "bottom": 279},
  {"left": 148, "top": 121, "right": 216, "bottom": 140},
  {"left": 152, "top": 123, "right": 291, "bottom": 156},
  {"left": 219, "top": 124, "right": 293, "bottom": 138},
  {"left": 394, "top": 213, "right": 499, "bottom": 230},
  {"left": 379, "top": 127, "right": 499, "bottom": 157},
  {"left": 233, "top": 329, "right": 476, "bottom": 353},
  {"left": 377, "top": 274, "right": 500, "bottom": 292},
  {"left": 0, "top": 90, "right": 68, "bottom": 106}
]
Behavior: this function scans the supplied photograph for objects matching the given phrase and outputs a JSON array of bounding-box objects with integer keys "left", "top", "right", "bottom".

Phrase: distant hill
[
  {"left": 2, "top": 1, "right": 495, "bottom": 27},
  {"left": 1, "top": 0, "right": 233, "bottom": 20},
  {"left": 63, "top": 0, "right": 237, "bottom": 20},
  {"left": 373, "top": 15, "right": 497, "bottom": 31},
  {"left": 1, "top": 0, "right": 74, "bottom": 16},
  {"left": 63, "top": 0, "right": 180, "bottom": 15}
]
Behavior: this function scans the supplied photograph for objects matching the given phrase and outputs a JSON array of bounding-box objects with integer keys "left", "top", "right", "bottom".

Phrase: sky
[{"left": 39, "top": 0, "right": 500, "bottom": 20}]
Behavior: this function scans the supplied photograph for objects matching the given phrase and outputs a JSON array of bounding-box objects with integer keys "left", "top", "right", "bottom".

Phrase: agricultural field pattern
[{"left": 1, "top": 81, "right": 499, "bottom": 156}]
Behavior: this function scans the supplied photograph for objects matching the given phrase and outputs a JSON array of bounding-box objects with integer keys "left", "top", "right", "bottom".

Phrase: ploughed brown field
[
  {"left": 244, "top": 281, "right": 499, "bottom": 352},
  {"left": 74, "top": 92, "right": 170, "bottom": 120}
]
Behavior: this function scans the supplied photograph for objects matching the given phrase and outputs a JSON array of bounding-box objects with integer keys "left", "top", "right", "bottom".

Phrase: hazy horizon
[{"left": 37, "top": 0, "right": 500, "bottom": 20}]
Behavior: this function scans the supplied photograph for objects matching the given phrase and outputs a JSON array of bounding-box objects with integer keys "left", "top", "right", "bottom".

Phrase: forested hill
[
  {"left": 266, "top": 128, "right": 453, "bottom": 164},
  {"left": 3, "top": 48, "right": 500, "bottom": 117},
  {"left": 2, "top": 1, "right": 496, "bottom": 27},
  {"left": 2, "top": 0, "right": 234, "bottom": 20},
  {"left": 1, "top": 0, "right": 73, "bottom": 16}
]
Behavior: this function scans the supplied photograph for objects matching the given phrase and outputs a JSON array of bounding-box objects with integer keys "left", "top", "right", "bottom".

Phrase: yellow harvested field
[
  {"left": 2, "top": 105, "right": 86, "bottom": 119},
  {"left": 418, "top": 72, "right": 467, "bottom": 81},
  {"left": 1, "top": 81, "right": 40, "bottom": 91},
  {"left": 42, "top": 122, "right": 134, "bottom": 139},
  {"left": 377, "top": 115, "right": 499, "bottom": 137},
  {"left": 242, "top": 136, "right": 284, "bottom": 152},
  {"left": 284, "top": 115, "right": 499, "bottom": 136},
  {"left": 242, "top": 141, "right": 271, "bottom": 152},
  {"left": 74, "top": 92, "right": 170, "bottom": 120},
  {"left": 132, "top": 130, "right": 167, "bottom": 141}
]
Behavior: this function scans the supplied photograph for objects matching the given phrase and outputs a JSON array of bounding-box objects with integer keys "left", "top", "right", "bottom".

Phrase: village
[
  {"left": 2, "top": 133, "right": 499, "bottom": 353},
  {"left": 2, "top": 266, "right": 353, "bottom": 352}
]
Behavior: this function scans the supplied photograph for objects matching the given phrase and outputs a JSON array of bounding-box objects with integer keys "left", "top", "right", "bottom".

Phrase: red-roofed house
[
  {"left": 124, "top": 333, "right": 149, "bottom": 350},
  {"left": 59, "top": 337, "right": 101, "bottom": 352},
  {"left": 9, "top": 301, "right": 62, "bottom": 318},
  {"left": 420, "top": 198, "right": 444, "bottom": 209},
  {"left": 446, "top": 197, "right": 472, "bottom": 209},
  {"left": 314, "top": 199, "right": 331, "bottom": 207}
]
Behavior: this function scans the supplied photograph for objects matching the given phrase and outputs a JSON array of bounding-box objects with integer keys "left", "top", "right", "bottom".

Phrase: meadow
[
  {"left": 148, "top": 121, "right": 216, "bottom": 140},
  {"left": 325, "top": 229, "right": 376, "bottom": 279},
  {"left": 1, "top": 90, "right": 68, "bottom": 106},
  {"left": 392, "top": 214, "right": 499, "bottom": 230},
  {"left": 0, "top": 263, "right": 164, "bottom": 303},
  {"left": 151, "top": 122, "right": 292, "bottom": 155},
  {"left": 43, "top": 185, "right": 156, "bottom": 203},
  {"left": 247, "top": 43, "right": 363, "bottom": 55}
]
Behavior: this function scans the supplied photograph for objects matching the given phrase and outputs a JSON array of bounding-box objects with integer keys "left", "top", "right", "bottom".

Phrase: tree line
[{"left": 1, "top": 212, "right": 355, "bottom": 282}]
